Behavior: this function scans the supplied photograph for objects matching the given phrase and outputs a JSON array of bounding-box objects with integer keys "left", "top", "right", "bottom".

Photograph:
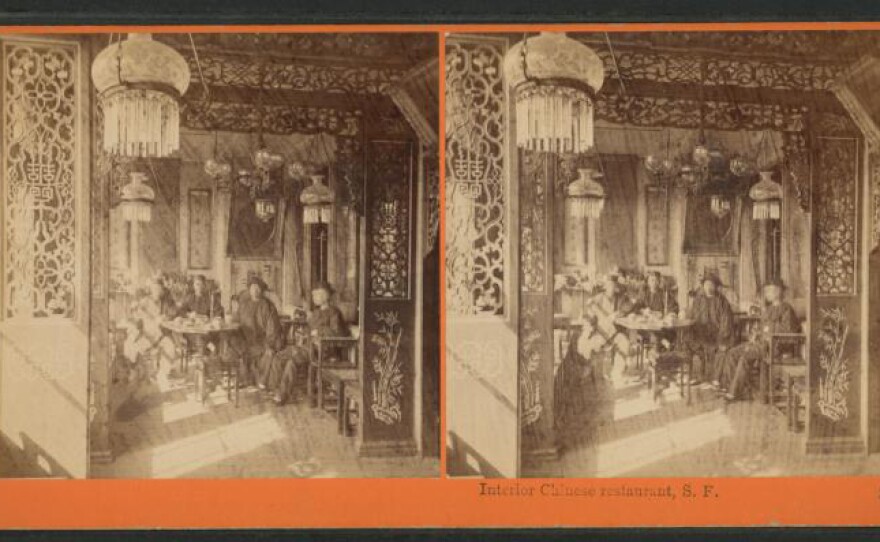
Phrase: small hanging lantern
[
  {"left": 504, "top": 32, "right": 605, "bottom": 153},
  {"left": 91, "top": 33, "right": 190, "bottom": 158},
  {"left": 254, "top": 197, "right": 277, "bottom": 222},
  {"left": 750, "top": 170, "right": 783, "bottom": 220},
  {"left": 120, "top": 172, "right": 155, "bottom": 223},
  {"left": 300, "top": 174, "right": 335, "bottom": 224},
  {"left": 710, "top": 194, "right": 732, "bottom": 219},
  {"left": 566, "top": 168, "right": 605, "bottom": 220}
]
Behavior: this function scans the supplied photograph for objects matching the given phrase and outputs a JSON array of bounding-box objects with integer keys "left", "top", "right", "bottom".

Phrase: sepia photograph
[
  {"left": 0, "top": 31, "right": 441, "bottom": 479},
  {"left": 445, "top": 30, "right": 880, "bottom": 478}
]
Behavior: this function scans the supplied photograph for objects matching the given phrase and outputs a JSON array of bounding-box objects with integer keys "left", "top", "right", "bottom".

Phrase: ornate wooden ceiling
[
  {"left": 143, "top": 33, "right": 437, "bottom": 138},
  {"left": 158, "top": 33, "right": 438, "bottom": 69}
]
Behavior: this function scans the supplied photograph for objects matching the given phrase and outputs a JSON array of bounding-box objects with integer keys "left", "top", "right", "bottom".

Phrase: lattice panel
[
  {"left": 183, "top": 53, "right": 403, "bottom": 95},
  {"left": 596, "top": 48, "right": 842, "bottom": 91},
  {"left": 181, "top": 101, "right": 362, "bottom": 137},
  {"left": 424, "top": 150, "right": 440, "bottom": 254},
  {"left": 595, "top": 93, "right": 808, "bottom": 133},
  {"left": 369, "top": 141, "right": 411, "bottom": 299},
  {"left": 2, "top": 40, "right": 79, "bottom": 319},
  {"left": 445, "top": 37, "right": 507, "bottom": 316},
  {"left": 815, "top": 137, "right": 858, "bottom": 296},
  {"left": 872, "top": 152, "right": 880, "bottom": 250}
]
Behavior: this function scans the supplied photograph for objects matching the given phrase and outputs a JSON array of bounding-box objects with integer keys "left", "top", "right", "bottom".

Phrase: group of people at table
[
  {"left": 123, "top": 273, "right": 349, "bottom": 406},
  {"left": 555, "top": 269, "right": 800, "bottom": 431}
]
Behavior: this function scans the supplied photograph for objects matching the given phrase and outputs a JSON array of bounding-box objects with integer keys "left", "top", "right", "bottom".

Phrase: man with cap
[
  {"left": 263, "top": 282, "right": 350, "bottom": 405},
  {"left": 682, "top": 272, "right": 735, "bottom": 384},
  {"left": 233, "top": 275, "right": 284, "bottom": 387},
  {"left": 714, "top": 278, "right": 799, "bottom": 401}
]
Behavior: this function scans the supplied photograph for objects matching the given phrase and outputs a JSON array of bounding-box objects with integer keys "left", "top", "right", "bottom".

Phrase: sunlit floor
[
  {"left": 524, "top": 357, "right": 880, "bottom": 478},
  {"left": 91, "top": 364, "right": 438, "bottom": 479}
]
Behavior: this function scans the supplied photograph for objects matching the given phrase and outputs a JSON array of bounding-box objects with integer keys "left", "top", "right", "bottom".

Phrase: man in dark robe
[
  {"left": 686, "top": 273, "right": 734, "bottom": 383},
  {"left": 230, "top": 275, "right": 283, "bottom": 387},
  {"left": 660, "top": 273, "right": 734, "bottom": 385},
  {"left": 265, "top": 282, "right": 350, "bottom": 405},
  {"left": 714, "top": 280, "right": 799, "bottom": 400},
  {"left": 179, "top": 274, "right": 224, "bottom": 318}
]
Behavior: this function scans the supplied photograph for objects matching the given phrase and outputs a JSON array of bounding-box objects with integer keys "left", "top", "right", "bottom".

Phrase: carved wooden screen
[
  {"left": 2, "top": 39, "right": 80, "bottom": 320},
  {"left": 445, "top": 36, "right": 507, "bottom": 317},
  {"left": 359, "top": 139, "right": 418, "bottom": 455},
  {"left": 808, "top": 135, "right": 863, "bottom": 452}
]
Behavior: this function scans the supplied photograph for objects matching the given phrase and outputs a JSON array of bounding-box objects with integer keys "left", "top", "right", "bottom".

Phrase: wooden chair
[
  {"left": 307, "top": 333, "right": 359, "bottom": 410},
  {"left": 762, "top": 330, "right": 807, "bottom": 408}
]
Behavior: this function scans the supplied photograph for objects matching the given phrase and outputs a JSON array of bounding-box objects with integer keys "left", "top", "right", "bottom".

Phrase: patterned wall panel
[
  {"left": 815, "top": 137, "right": 859, "bottom": 296},
  {"left": 2, "top": 40, "right": 79, "bottom": 319},
  {"left": 368, "top": 140, "right": 412, "bottom": 300},
  {"left": 360, "top": 138, "right": 417, "bottom": 454},
  {"left": 445, "top": 36, "right": 507, "bottom": 317}
]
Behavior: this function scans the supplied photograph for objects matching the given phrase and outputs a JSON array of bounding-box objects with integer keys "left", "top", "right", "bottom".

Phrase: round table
[
  {"left": 614, "top": 315, "right": 696, "bottom": 402},
  {"left": 160, "top": 319, "right": 242, "bottom": 403}
]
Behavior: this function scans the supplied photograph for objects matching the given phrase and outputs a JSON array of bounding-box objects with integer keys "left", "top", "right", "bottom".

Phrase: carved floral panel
[{"left": 815, "top": 137, "right": 858, "bottom": 296}]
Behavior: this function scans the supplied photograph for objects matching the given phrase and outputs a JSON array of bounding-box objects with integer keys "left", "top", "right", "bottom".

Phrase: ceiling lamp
[
  {"left": 91, "top": 33, "right": 190, "bottom": 158},
  {"left": 300, "top": 174, "right": 335, "bottom": 224},
  {"left": 566, "top": 168, "right": 605, "bottom": 220},
  {"left": 750, "top": 170, "right": 783, "bottom": 220},
  {"left": 119, "top": 172, "right": 156, "bottom": 223},
  {"left": 504, "top": 32, "right": 605, "bottom": 153}
]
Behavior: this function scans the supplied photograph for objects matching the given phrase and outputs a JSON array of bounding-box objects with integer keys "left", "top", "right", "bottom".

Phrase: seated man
[
  {"left": 714, "top": 279, "right": 799, "bottom": 401},
  {"left": 180, "top": 274, "right": 223, "bottom": 318},
  {"left": 655, "top": 273, "right": 734, "bottom": 385},
  {"left": 633, "top": 271, "right": 678, "bottom": 316},
  {"left": 264, "top": 282, "right": 350, "bottom": 405},
  {"left": 230, "top": 275, "right": 284, "bottom": 388}
]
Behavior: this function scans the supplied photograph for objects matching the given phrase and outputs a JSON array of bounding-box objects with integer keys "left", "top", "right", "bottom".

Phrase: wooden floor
[
  {"left": 525, "top": 359, "right": 880, "bottom": 478},
  {"left": 91, "top": 367, "right": 438, "bottom": 479}
]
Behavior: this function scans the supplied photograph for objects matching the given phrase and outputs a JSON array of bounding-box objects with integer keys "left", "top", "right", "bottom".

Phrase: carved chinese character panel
[
  {"left": 445, "top": 36, "right": 507, "bottom": 317},
  {"left": 2, "top": 40, "right": 79, "bottom": 319}
]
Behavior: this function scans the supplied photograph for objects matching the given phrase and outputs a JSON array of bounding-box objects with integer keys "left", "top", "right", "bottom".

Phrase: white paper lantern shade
[
  {"left": 750, "top": 170, "right": 783, "bottom": 220},
  {"left": 504, "top": 32, "right": 605, "bottom": 154},
  {"left": 566, "top": 168, "right": 605, "bottom": 220},
  {"left": 91, "top": 33, "right": 190, "bottom": 158},
  {"left": 300, "top": 175, "right": 335, "bottom": 225},
  {"left": 120, "top": 172, "right": 156, "bottom": 223}
]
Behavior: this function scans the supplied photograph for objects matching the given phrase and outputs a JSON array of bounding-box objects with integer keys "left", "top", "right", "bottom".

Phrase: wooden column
[
  {"left": 87, "top": 37, "right": 113, "bottom": 465},
  {"left": 518, "top": 150, "right": 558, "bottom": 461},
  {"left": 356, "top": 139, "right": 418, "bottom": 456},
  {"left": 807, "top": 132, "right": 866, "bottom": 454}
]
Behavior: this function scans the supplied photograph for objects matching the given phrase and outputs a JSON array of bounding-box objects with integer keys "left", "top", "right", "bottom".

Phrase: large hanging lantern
[
  {"left": 119, "top": 172, "right": 155, "bottom": 223},
  {"left": 300, "top": 174, "right": 335, "bottom": 224},
  {"left": 750, "top": 170, "right": 783, "bottom": 220},
  {"left": 91, "top": 33, "right": 190, "bottom": 158},
  {"left": 566, "top": 168, "right": 605, "bottom": 220},
  {"left": 504, "top": 32, "right": 605, "bottom": 153}
]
